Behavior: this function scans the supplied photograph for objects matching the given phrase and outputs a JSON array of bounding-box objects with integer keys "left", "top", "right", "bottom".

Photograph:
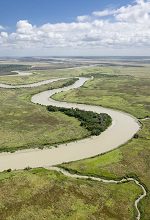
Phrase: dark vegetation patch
[
  {"left": 53, "top": 72, "right": 150, "bottom": 219},
  {"left": 47, "top": 106, "right": 112, "bottom": 136},
  {"left": 54, "top": 76, "right": 150, "bottom": 118},
  {"left": 0, "top": 64, "right": 31, "bottom": 76},
  {"left": 60, "top": 78, "right": 78, "bottom": 87},
  {"left": 0, "top": 64, "right": 149, "bottom": 219},
  {"left": 0, "top": 78, "right": 88, "bottom": 152}
]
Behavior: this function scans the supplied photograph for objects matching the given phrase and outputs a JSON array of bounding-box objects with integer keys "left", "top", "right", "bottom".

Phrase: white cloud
[
  {"left": 115, "top": 0, "right": 150, "bottom": 23},
  {"left": 76, "top": 15, "right": 90, "bottom": 22},
  {"left": 0, "top": 0, "right": 150, "bottom": 55},
  {"left": 16, "top": 20, "right": 35, "bottom": 34},
  {"left": 136, "top": 0, "right": 145, "bottom": 5},
  {"left": 92, "top": 9, "right": 116, "bottom": 17}
]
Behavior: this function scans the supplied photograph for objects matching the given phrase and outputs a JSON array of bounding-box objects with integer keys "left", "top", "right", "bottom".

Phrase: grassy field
[
  {"left": 35, "top": 65, "right": 150, "bottom": 79},
  {"left": 0, "top": 63, "right": 150, "bottom": 85},
  {"left": 60, "top": 120, "right": 150, "bottom": 220},
  {"left": 0, "top": 71, "right": 58, "bottom": 85},
  {"left": 54, "top": 75, "right": 150, "bottom": 118},
  {"left": 0, "top": 168, "right": 142, "bottom": 220},
  {"left": 0, "top": 66, "right": 84, "bottom": 85},
  {"left": 53, "top": 73, "right": 150, "bottom": 219},
  {"left": 0, "top": 65, "right": 149, "bottom": 219},
  {"left": 0, "top": 66, "right": 109, "bottom": 85},
  {"left": 0, "top": 78, "right": 89, "bottom": 152}
]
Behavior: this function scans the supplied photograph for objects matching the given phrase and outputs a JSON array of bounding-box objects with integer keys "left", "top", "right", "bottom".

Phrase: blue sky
[
  {"left": 0, "top": 0, "right": 132, "bottom": 30},
  {"left": 0, "top": 0, "right": 150, "bottom": 56}
]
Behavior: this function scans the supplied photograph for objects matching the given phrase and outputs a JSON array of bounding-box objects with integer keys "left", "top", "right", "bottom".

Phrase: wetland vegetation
[
  {"left": 0, "top": 78, "right": 88, "bottom": 152},
  {"left": 53, "top": 70, "right": 150, "bottom": 219},
  {"left": 0, "top": 168, "right": 141, "bottom": 220},
  {"left": 0, "top": 62, "right": 149, "bottom": 219},
  {"left": 47, "top": 106, "right": 112, "bottom": 136},
  {"left": 0, "top": 64, "right": 31, "bottom": 76}
]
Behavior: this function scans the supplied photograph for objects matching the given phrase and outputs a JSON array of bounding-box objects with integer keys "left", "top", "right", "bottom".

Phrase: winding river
[{"left": 0, "top": 77, "right": 146, "bottom": 220}]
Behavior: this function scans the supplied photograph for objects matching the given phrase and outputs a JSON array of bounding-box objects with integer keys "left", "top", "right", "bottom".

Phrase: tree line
[
  {"left": 47, "top": 106, "right": 112, "bottom": 136},
  {"left": 0, "top": 64, "right": 30, "bottom": 75}
]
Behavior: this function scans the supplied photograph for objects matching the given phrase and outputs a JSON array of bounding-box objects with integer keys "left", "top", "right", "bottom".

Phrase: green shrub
[{"left": 47, "top": 106, "right": 112, "bottom": 136}]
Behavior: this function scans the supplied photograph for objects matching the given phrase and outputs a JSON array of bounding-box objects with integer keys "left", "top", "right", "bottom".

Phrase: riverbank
[
  {"left": 0, "top": 77, "right": 139, "bottom": 170},
  {"left": 0, "top": 73, "right": 148, "bottom": 219}
]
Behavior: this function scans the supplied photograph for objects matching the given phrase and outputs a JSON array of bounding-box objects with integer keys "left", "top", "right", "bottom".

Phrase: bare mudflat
[{"left": 0, "top": 77, "right": 140, "bottom": 171}]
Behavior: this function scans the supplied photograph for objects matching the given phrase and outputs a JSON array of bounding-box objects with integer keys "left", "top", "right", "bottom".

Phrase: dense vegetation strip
[
  {"left": 47, "top": 106, "right": 112, "bottom": 136},
  {"left": 0, "top": 78, "right": 88, "bottom": 152},
  {"left": 54, "top": 75, "right": 150, "bottom": 219},
  {"left": 59, "top": 78, "right": 78, "bottom": 87},
  {"left": 53, "top": 75, "right": 150, "bottom": 119},
  {"left": 0, "top": 64, "right": 31, "bottom": 75},
  {"left": 0, "top": 65, "right": 149, "bottom": 219}
]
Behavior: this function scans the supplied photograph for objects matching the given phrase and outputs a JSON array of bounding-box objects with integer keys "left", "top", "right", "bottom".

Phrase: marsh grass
[
  {"left": 0, "top": 168, "right": 141, "bottom": 220},
  {"left": 0, "top": 78, "right": 89, "bottom": 152},
  {"left": 0, "top": 65, "right": 150, "bottom": 219},
  {"left": 54, "top": 75, "right": 150, "bottom": 118},
  {"left": 55, "top": 74, "right": 150, "bottom": 219}
]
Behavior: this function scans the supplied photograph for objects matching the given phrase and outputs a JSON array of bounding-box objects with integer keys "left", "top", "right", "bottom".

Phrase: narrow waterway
[{"left": 48, "top": 167, "right": 146, "bottom": 220}]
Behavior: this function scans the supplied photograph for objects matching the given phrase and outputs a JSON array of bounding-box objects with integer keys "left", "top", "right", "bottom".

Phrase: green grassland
[
  {"left": 60, "top": 120, "right": 150, "bottom": 220},
  {"left": 0, "top": 64, "right": 150, "bottom": 86},
  {"left": 0, "top": 66, "right": 109, "bottom": 85},
  {"left": 34, "top": 65, "right": 150, "bottom": 78},
  {"left": 0, "top": 65, "right": 150, "bottom": 219},
  {"left": 0, "top": 71, "right": 58, "bottom": 85},
  {"left": 54, "top": 75, "right": 150, "bottom": 118},
  {"left": 53, "top": 73, "right": 150, "bottom": 219},
  {"left": 109, "top": 66, "right": 150, "bottom": 78},
  {"left": 0, "top": 78, "right": 89, "bottom": 152},
  {"left": 0, "top": 168, "right": 142, "bottom": 220}
]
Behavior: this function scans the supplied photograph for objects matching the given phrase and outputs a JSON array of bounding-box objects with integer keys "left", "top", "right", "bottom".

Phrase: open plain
[{"left": 0, "top": 57, "right": 149, "bottom": 220}]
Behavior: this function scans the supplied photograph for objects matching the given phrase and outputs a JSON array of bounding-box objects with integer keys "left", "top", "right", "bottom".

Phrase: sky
[{"left": 0, "top": 0, "right": 150, "bottom": 56}]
